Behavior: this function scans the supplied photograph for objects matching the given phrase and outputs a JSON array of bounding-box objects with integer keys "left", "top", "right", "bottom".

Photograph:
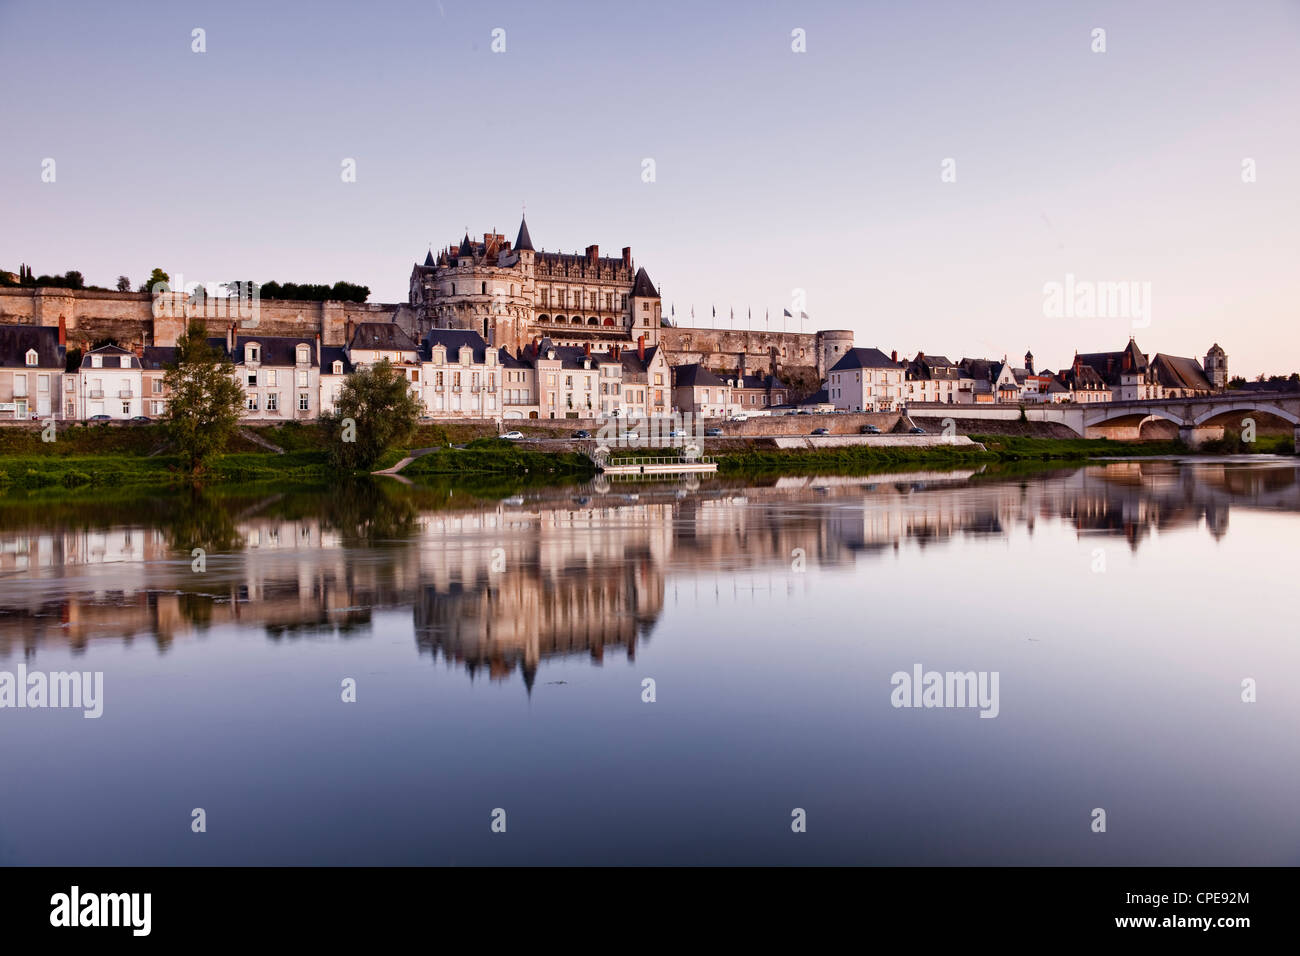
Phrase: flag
[
  {"left": 799, "top": 311, "right": 808, "bottom": 320},
  {"left": 783, "top": 309, "right": 792, "bottom": 317}
]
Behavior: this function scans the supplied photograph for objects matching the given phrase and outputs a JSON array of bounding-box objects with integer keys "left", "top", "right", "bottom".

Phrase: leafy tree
[
  {"left": 64, "top": 347, "right": 83, "bottom": 373},
  {"left": 163, "top": 319, "right": 246, "bottom": 473},
  {"left": 322, "top": 359, "right": 421, "bottom": 471},
  {"left": 116, "top": 275, "right": 131, "bottom": 292},
  {"left": 140, "top": 267, "right": 170, "bottom": 293}
]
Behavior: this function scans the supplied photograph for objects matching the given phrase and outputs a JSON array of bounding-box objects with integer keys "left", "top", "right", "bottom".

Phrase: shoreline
[{"left": 1, "top": 423, "right": 1294, "bottom": 496}]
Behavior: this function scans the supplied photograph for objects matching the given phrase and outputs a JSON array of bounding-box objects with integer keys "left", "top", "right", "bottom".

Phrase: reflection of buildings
[{"left": 1, "top": 460, "right": 1298, "bottom": 686}]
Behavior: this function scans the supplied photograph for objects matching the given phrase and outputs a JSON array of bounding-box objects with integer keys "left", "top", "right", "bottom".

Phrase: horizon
[{"left": 3, "top": 0, "right": 1298, "bottom": 378}]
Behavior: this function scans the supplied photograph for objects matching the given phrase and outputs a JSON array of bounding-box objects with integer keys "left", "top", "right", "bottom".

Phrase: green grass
[{"left": 402, "top": 443, "right": 596, "bottom": 480}]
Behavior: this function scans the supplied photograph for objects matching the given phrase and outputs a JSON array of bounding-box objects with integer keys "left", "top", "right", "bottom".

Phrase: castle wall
[{"left": 0, "top": 287, "right": 397, "bottom": 349}]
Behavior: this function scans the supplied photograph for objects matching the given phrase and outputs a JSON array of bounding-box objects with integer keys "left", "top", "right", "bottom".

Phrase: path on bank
[{"left": 372, "top": 446, "right": 439, "bottom": 476}]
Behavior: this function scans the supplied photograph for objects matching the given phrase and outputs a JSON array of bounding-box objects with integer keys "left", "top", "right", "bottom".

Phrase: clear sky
[{"left": 2, "top": 0, "right": 1298, "bottom": 378}]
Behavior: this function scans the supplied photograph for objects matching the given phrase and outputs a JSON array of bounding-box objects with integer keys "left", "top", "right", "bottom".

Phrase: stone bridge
[{"left": 908, "top": 392, "right": 1300, "bottom": 448}]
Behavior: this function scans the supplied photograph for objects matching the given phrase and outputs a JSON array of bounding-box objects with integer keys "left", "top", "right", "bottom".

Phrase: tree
[
  {"left": 116, "top": 275, "right": 131, "bottom": 292},
  {"left": 163, "top": 319, "right": 246, "bottom": 473},
  {"left": 140, "top": 267, "right": 170, "bottom": 293},
  {"left": 322, "top": 360, "right": 421, "bottom": 471}
]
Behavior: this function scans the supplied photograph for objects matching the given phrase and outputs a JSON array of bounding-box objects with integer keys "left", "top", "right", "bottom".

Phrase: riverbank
[{"left": 1, "top": 422, "right": 1292, "bottom": 494}]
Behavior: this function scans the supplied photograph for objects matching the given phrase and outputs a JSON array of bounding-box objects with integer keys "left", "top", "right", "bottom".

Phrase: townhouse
[
  {"left": 826, "top": 348, "right": 906, "bottom": 412},
  {"left": 671, "top": 364, "right": 736, "bottom": 418},
  {"left": 76, "top": 344, "right": 143, "bottom": 420},
  {"left": 0, "top": 324, "right": 64, "bottom": 420},
  {"left": 904, "top": 352, "right": 966, "bottom": 404}
]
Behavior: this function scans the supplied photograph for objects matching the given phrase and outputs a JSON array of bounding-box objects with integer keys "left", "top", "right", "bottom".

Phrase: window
[
  {"left": 620, "top": 294, "right": 628, "bottom": 310},
  {"left": 247, "top": 394, "right": 259, "bottom": 411},
  {"left": 246, "top": 345, "right": 260, "bottom": 364},
  {"left": 91, "top": 355, "right": 102, "bottom": 368},
  {"left": 25, "top": 349, "right": 38, "bottom": 366},
  {"left": 298, "top": 393, "right": 310, "bottom": 411},
  {"left": 121, "top": 401, "right": 131, "bottom": 415},
  {"left": 153, "top": 379, "right": 163, "bottom": 394},
  {"left": 266, "top": 369, "right": 277, "bottom": 386},
  {"left": 151, "top": 401, "right": 164, "bottom": 415},
  {"left": 297, "top": 370, "right": 308, "bottom": 387},
  {"left": 267, "top": 393, "right": 279, "bottom": 412},
  {"left": 13, "top": 374, "right": 27, "bottom": 397},
  {"left": 247, "top": 372, "right": 258, "bottom": 386},
  {"left": 65, "top": 401, "right": 75, "bottom": 418},
  {"left": 332, "top": 360, "right": 343, "bottom": 374},
  {"left": 296, "top": 345, "right": 309, "bottom": 364}
]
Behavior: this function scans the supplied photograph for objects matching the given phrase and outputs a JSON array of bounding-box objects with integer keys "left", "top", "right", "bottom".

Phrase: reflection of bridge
[{"left": 909, "top": 392, "right": 1300, "bottom": 446}]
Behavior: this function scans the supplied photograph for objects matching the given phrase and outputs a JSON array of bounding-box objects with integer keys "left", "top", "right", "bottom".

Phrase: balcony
[
  {"left": 119, "top": 389, "right": 134, "bottom": 399},
  {"left": 88, "top": 389, "right": 104, "bottom": 399}
]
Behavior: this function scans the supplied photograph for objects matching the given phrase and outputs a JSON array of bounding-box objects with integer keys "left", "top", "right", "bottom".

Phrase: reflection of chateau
[{"left": 2, "top": 460, "right": 1298, "bottom": 686}]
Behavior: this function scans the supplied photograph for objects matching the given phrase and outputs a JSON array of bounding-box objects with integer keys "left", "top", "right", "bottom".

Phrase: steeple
[
  {"left": 458, "top": 233, "right": 473, "bottom": 258},
  {"left": 514, "top": 215, "right": 534, "bottom": 252},
  {"left": 423, "top": 249, "right": 435, "bottom": 267}
]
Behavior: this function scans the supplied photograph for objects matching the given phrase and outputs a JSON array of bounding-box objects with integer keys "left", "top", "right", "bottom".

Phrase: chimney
[
  {"left": 345, "top": 319, "right": 354, "bottom": 346},
  {"left": 315, "top": 332, "right": 321, "bottom": 365},
  {"left": 584, "top": 341, "right": 591, "bottom": 358},
  {"left": 228, "top": 322, "right": 235, "bottom": 353},
  {"left": 586, "top": 244, "right": 599, "bottom": 264},
  {"left": 57, "top": 314, "right": 66, "bottom": 347},
  {"left": 891, "top": 349, "right": 898, "bottom": 363},
  {"left": 622, "top": 247, "right": 632, "bottom": 269},
  {"left": 638, "top": 334, "right": 645, "bottom": 362}
]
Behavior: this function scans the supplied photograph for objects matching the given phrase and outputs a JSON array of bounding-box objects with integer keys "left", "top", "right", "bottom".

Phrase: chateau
[{"left": 409, "top": 217, "right": 664, "bottom": 354}]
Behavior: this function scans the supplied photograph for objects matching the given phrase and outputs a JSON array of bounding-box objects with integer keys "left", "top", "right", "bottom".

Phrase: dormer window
[
  {"left": 296, "top": 345, "right": 310, "bottom": 364},
  {"left": 25, "top": 349, "right": 38, "bottom": 367},
  {"left": 91, "top": 355, "right": 102, "bottom": 368},
  {"left": 433, "top": 349, "right": 444, "bottom": 365},
  {"left": 332, "top": 360, "right": 343, "bottom": 375},
  {"left": 246, "top": 344, "right": 260, "bottom": 364}
]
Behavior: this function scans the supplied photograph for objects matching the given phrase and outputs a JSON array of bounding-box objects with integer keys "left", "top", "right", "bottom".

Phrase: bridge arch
[{"left": 1192, "top": 403, "right": 1299, "bottom": 427}]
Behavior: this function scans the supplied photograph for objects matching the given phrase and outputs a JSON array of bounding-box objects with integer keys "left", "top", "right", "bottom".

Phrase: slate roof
[
  {"left": 672, "top": 363, "right": 726, "bottom": 388},
  {"left": 423, "top": 329, "right": 495, "bottom": 364},
  {"left": 230, "top": 335, "right": 317, "bottom": 367},
  {"left": 349, "top": 322, "right": 420, "bottom": 353},
  {"left": 514, "top": 216, "right": 534, "bottom": 252},
  {"left": 320, "top": 346, "right": 353, "bottom": 374},
  {"left": 0, "top": 324, "right": 64, "bottom": 368},
  {"left": 80, "top": 344, "right": 140, "bottom": 369},
  {"left": 1152, "top": 353, "right": 1212, "bottom": 392},
  {"left": 630, "top": 266, "right": 658, "bottom": 298},
  {"left": 140, "top": 346, "right": 177, "bottom": 370},
  {"left": 830, "top": 347, "right": 901, "bottom": 372}
]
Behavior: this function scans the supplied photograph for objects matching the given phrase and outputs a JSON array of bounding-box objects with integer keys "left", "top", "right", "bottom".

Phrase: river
[{"left": 1, "top": 457, "right": 1297, "bottom": 864}]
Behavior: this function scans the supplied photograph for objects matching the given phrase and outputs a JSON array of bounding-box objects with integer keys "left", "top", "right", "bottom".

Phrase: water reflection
[{"left": 1, "top": 458, "right": 1297, "bottom": 688}]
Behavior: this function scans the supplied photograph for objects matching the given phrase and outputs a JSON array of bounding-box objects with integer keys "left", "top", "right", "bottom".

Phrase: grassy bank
[
  {"left": 402, "top": 438, "right": 596, "bottom": 481},
  {"left": 716, "top": 433, "right": 1296, "bottom": 475}
]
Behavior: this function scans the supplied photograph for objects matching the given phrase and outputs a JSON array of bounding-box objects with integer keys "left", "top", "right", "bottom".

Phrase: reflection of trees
[
  {"left": 320, "top": 479, "right": 420, "bottom": 544},
  {"left": 160, "top": 488, "right": 244, "bottom": 554}
]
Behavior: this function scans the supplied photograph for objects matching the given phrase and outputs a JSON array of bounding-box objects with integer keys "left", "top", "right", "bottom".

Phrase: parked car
[
  {"left": 88, "top": 414, "right": 112, "bottom": 421},
  {"left": 704, "top": 427, "right": 723, "bottom": 437},
  {"left": 729, "top": 414, "right": 749, "bottom": 422},
  {"left": 668, "top": 428, "right": 686, "bottom": 438},
  {"left": 860, "top": 424, "right": 881, "bottom": 434},
  {"left": 129, "top": 416, "right": 152, "bottom": 424},
  {"left": 810, "top": 428, "right": 829, "bottom": 435},
  {"left": 501, "top": 430, "right": 525, "bottom": 440},
  {"left": 909, "top": 426, "right": 926, "bottom": 435},
  {"left": 623, "top": 431, "right": 640, "bottom": 441},
  {"left": 571, "top": 430, "right": 591, "bottom": 439}
]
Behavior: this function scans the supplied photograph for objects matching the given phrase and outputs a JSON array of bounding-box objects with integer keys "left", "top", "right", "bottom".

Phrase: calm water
[{"left": 1, "top": 459, "right": 1298, "bottom": 865}]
